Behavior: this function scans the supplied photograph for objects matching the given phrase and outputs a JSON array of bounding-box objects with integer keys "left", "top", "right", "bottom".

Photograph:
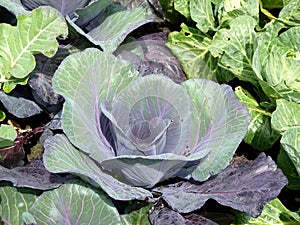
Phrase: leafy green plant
[
  {"left": 0, "top": 0, "right": 298, "bottom": 224},
  {"left": 0, "top": 6, "right": 67, "bottom": 93},
  {"left": 163, "top": 0, "right": 300, "bottom": 187}
]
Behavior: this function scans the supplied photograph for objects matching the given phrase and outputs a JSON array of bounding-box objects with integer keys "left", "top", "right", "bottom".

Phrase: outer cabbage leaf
[
  {"left": 263, "top": 53, "right": 300, "bottom": 103},
  {"left": 272, "top": 99, "right": 300, "bottom": 176},
  {"left": 0, "top": 0, "right": 28, "bottom": 15},
  {"left": 154, "top": 153, "right": 288, "bottom": 217},
  {"left": 277, "top": 148, "right": 300, "bottom": 190},
  {"left": 21, "top": 0, "right": 90, "bottom": 16},
  {"left": 181, "top": 79, "right": 250, "bottom": 181},
  {"left": 272, "top": 99, "right": 300, "bottom": 134},
  {"left": 0, "top": 124, "right": 17, "bottom": 148},
  {"left": 235, "top": 86, "right": 280, "bottom": 150},
  {"left": 209, "top": 15, "right": 258, "bottom": 85},
  {"left": 68, "top": 4, "right": 160, "bottom": 52},
  {"left": 25, "top": 179, "right": 121, "bottom": 225},
  {"left": 0, "top": 182, "right": 40, "bottom": 225},
  {"left": 166, "top": 23, "right": 219, "bottom": 81},
  {"left": 0, "top": 91, "right": 42, "bottom": 118},
  {"left": 278, "top": 0, "right": 300, "bottom": 26},
  {"left": 0, "top": 6, "right": 68, "bottom": 92},
  {"left": 115, "top": 37, "right": 186, "bottom": 84},
  {"left": 190, "top": 0, "right": 216, "bottom": 33},
  {"left": 234, "top": 198, "right": 300, "bottom": 224},
  {"left": 44, "top": 134, "right": 152, "bottom": 200},
  {"left": 52, "top": 48, "right": 138, "bottom": 163},
  {"left": 253, "top": 23, "right": 300, "bottom": 103}
]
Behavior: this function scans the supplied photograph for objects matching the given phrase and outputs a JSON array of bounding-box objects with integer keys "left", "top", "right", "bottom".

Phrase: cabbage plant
[{"left": 43, "top": 48, "right": 250, "bottom": 200}]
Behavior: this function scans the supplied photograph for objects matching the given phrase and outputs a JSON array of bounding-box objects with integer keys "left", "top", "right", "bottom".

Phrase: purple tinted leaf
[
  {"left": 0, "top": 157, "right": 74, "bottom": 190},
  {"left": 149, "top": 202, "right": 218, "bottom": 225},
  {"left": 21, "top": 0, "right": 90, "bottom": 16},
  {"left": 44, "top": 134, "right": 152, "bottom": 200},
  {"left": 114, "top": 34, "right": 187, "bottom": 83},
  {"left": 0, "top": 91, "right": 42, "bottom": 118},
  {"left": 154, "top": 153, "right": 288, "bottom": 217},
  {"left": 28, "top": 48, "right": 68, "bottom": 111},
  {"left": 27, "top": 179, "right": 121, "bottom": 225},
  {"left": 181, "top": 79, "right": 250, "bottom": 181}
]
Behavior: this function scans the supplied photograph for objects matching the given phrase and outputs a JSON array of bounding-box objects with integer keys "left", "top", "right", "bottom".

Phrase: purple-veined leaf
[
  {"left": 0, "top": 157, "right": 73, "bottom": 190},
  {"left": 26, "top": 179, "right": 121, "bottom": 225},
  {"left": 154, "top": 153, "right": 288, "bottom": 217},
  {"left": 52, "top": 48, "right": 138, "bottom": 163},
  {"left": 43, "top": 134, "right": 152, "bottom": 200},
  {"left": 21, "top": 0, "right": 90, "bottom": 16},
  {"left": 181, "top": 78, "right": 250, "bottom": 181}
]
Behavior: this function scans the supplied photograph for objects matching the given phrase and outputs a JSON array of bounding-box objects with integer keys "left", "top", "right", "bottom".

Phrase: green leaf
[
  {"left": 272, "top": 99, "right": 300, "bottom": 179},
  {"left": 174, "top": 0, "right": 191, "bottom": 18},
  {"left": 26, "top": 179, "right": 121, "bottom": 225},
  {"left": 0, "top": 124, "right": 17, "bottom": 148},
  {"left": 234, "top": 198, "right": 300, "bottom": 224},
  {"left": 209, "top": 15, "right": 258, "bottom": 85},
  {"left": 182, "top": 79, "right": 250, "bottom": 181},
  {"left": 277, "top": 148, "right": 300, "bottom": 190},
  {"left": 52, "top": 48, "right": 138, "bottom": 163},
  {"left": 0, "top": 182, "right": 40, "bottom": 225},
  {"left": 68, "top": 5, "right": 159, "bottom": 52},
  {"left": 235, "top": 86, "right": 280, "bottom": 150},
  {"left": 271, "top": 99, "right": 300, "bottom": 133},
  {"left": 281, "top": 127, "right": 300, "bottom": 176},
  {"left": 260, "top": 0, "right": 288, "bottom": 9},
  {"left": 0, "top": 110, "right": 5, "bottom": 122},
  {"left": 190, "top": 0, "right": 216, "bottom": 33},
  {"left": 0, "top": 0, "right": 28, "bottom": 15},
  {"left": 121, "top": 202, "right": 152, "bottom": 225},
  {"left": 263, "top": 53, "right": 300, "bottom": 103},
  {"left": 278, "top": 0, "right": 300, "bottom": 26},
  {"left": 44, "top": 134, "right": 152, "bottom": 201},
  {"left": 166, "top": 23, "right": 219, "bottom": 81},
  {"left": 0, "top": 6, "right": 68, "bottom": 83},
  {"left": 217, "top": 0, "right": 259, "bottom": 27}
]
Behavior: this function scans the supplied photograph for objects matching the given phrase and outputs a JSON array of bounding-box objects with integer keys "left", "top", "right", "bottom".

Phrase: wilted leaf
[
  {"left": 28, "top": 47, "right": 69, "bottom": 111},
  {"left": 235, "top": 86, "right": 280, "bottom": 150},
  {"left": 0, "top": 157, "right": 73, "bottom": 190},
  {"left": 0, "top": 91, "right": 42, "bottom": 118},
  {"left": 27, "top": 179, "right": 121, "bottom": 225},
  {"left": 115, "top": 37, "right": 186, "bottom": 84},
  {"left": 0, "top": 182, "right": 40, "bottom": 225},
  {"left": 234, "top": 198, "right": 300, "bottom": 224},
  {"left": 154, "top": 153, "right": 288, "bottom": 217},
  {"left": 0, "top": 6, "right": 68, "bottom": 86},
  {"left": 149, "top": 202, "right": 218, "bottom": 225}
]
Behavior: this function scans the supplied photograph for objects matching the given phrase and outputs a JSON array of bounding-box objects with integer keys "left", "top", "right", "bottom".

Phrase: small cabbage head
[{"left": 44, "top": 48, "right": 250, "bottom": 200}]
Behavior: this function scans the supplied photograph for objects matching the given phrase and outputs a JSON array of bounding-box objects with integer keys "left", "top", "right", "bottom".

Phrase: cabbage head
[{"left": 44, "top": 48, "right": 250, "bottom": 200}]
